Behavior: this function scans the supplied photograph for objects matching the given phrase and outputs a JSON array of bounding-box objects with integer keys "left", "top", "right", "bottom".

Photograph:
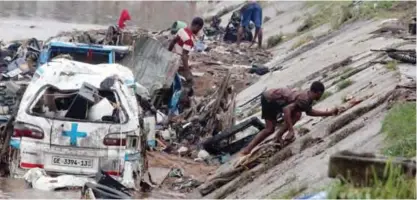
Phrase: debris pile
[{"left": 0, "top": 24, "right": 274, "bottom": 196}]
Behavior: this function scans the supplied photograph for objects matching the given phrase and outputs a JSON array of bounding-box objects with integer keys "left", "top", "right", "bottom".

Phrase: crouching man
[{"left": 241, "top": 81, "right": 339, "bottom": 155}]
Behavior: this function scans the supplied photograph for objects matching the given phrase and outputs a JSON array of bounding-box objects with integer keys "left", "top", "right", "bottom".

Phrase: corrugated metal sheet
[{"left": 121, "top": 35, "right": 180, "bottom": 95}]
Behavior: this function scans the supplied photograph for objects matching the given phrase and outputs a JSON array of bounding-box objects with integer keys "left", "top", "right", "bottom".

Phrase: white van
[{"left": 10, "top": 59, "right": 143, "bottom": 180}]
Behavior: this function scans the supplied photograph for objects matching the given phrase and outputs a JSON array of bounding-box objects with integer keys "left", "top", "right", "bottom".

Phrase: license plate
[{"left": 51, "top": 156, "right": 93, "bottom": 168}]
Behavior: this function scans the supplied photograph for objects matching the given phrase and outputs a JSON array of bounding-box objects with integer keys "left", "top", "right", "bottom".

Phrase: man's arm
[
  {"left": 306, "top": 108, "right": 337, "bottom": 117},
  {"left": 168, "top": 36, "right": 179, "bottom": 51},
  {"left": 282, "top": 103, "right": 297, "bottom": 133}
]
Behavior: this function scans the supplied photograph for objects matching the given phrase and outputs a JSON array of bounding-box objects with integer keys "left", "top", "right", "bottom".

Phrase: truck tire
[{"left": 202, "top": 117, "right": 265, "bottom": 155}]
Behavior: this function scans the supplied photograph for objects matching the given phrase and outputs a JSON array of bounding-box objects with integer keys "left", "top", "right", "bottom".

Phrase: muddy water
[
  {"left": 0, "top": 177, "right": 185, "bottom": 199},
  {"left": 0, "top": 1, "right": 197, "bottom": 31},
  {"left": 0, "top": 178, "right": 79, "bottom": 199}
]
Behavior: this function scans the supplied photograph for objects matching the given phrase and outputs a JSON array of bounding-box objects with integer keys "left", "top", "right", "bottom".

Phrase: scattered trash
[
  {"left": 169, "top": 168, "right": 184, "bottom": 178},
  {"left": 172, "top": 177, "right": 202, "bottom": 192},
  {"left": 81, "top": 170, "right": 132, "bottom": 199},
  {"left": 197, "top": 150, "right": 211, "bottom": 161},
  {"left": 177, "top": 146, "right": 189, "bottom": 157}
]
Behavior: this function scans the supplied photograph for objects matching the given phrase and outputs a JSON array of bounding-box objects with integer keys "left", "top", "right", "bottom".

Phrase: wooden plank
[{"left": 205, "top": 71, "right": 231, "bottom": 136}]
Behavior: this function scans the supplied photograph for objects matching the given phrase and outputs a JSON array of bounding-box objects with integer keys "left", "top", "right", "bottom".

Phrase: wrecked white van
[{"left": 10, "top": 59, "right": 143, "bottom": 181}]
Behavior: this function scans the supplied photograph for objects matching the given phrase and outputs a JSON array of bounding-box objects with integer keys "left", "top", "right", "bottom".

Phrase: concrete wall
[{"left": 0, "top": 1, "right": 198, "bottom": 30}]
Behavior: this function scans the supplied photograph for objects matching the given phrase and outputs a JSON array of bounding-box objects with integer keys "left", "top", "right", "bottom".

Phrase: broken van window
[
  {"left": 50, "top": 50, "right": 109, "bottom": 65},
  {"left": 30, "top": 86, "right": 127, "bottom": 123}
]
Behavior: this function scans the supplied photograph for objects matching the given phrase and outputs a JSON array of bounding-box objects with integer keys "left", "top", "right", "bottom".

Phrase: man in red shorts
[{"left": 241, "top": 81, "right": 339, "bottom": 155}]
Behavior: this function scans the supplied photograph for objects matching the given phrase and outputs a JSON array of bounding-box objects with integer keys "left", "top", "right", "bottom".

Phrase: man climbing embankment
[
  {"left": 240, "top": 81, "right": 339, "bottom": 155},
  {"left": 168, "top": 17, "right": 204, "bottom": 85},
  {"left": 237, "top": 0, "right": 263, "bottom": 48}
]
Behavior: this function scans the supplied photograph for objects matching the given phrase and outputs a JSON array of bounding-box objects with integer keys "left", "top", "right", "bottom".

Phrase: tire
[
  {"left": 202, "top": 117, "right": 265, "bottom": 155},
  {"left": 83, "top": 182, "right": 131, "bottom": 199}
]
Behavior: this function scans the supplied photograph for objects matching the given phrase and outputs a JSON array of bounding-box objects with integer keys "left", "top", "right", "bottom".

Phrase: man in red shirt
[{"left": 168, "top": 17, "right": 204, "bottom": 84}]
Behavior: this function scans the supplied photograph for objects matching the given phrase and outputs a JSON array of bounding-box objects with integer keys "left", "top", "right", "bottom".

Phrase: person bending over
[
  {"left": 240, "top": 81, "right": 338, "bottom": 155},
  {"left": 237, "top": 1, "right": 263, "bottom": 48}
]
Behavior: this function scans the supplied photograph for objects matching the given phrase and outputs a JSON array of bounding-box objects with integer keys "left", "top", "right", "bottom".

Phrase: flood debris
[
  {"left": 81, "top": 170, "right": 132, "bottom": 199},
  {"left": 24, "top": 168, "right": 90, "bottom": 191},
  {"left": 0, "top": 15, "right": 274, "bottom": 196},
  {"left": 371, "top": 48, "right": 416, "bottom": 64}
]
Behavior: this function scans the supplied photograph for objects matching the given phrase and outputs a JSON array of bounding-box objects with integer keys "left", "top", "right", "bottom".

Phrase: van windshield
[{"left": 30, "top": 86, "right": 127, "bottom": 124}]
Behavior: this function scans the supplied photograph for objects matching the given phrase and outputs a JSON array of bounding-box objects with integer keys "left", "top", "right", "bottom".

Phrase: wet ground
[
  {"left": 0, "top": 152, "right": 212, "bottom": 199},
  {"left": 0, "top": 178, "right": 79, "bottom": 199}
]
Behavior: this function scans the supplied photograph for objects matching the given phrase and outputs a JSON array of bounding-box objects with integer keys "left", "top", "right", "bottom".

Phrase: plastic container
[
  {"left": 171, "top": 21, "right": 187, "bottom": 35},
  {"left": 88, "top": 98, "right": 114, "bottom": 121}
]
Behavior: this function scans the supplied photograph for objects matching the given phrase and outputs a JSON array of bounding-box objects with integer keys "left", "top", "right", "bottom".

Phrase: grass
[
  {"left": 313, "top": 91, "right": 333, "bottom": 106},
  {"left": 328, "top": 162, "right": 416, "bottom": 199},
  {"left": 381, "top": 102, "right": 416, "bottom": 157},
  {"left": 337, "top": 79, "right": 354, "bottom": 91},
  {"left": 385, "top": 60, "right": 398, "bottom": 71},
  {"left": 339, "top": 67, "right": 354, "bottom": 80},
  {"left": 319, "top": 91, "right": 333, "bottom": 101},
  {"left": 279, "top": 184, "right": 308, "bottom": 199},
  {"left": 298, "top": 1, "right": 416, "bottom": 32},
  {"left": 326, "top": 102, "right": 416, "bottom": 199},
  {"left": 291, "top": 34, "right": 314, "bottom": 50},
  {"left": 267, "top": 33, "right": 284, "bottom": 48}
]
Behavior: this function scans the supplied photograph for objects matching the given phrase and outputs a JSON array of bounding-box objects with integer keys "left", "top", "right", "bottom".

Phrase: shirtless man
[{"left": 241, "top": 81, "right": 338, "bottom": 155}]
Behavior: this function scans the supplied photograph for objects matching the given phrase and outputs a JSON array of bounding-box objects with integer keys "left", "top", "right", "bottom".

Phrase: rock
[
  {"left": 178, "top": 146, "right": 189, "bottom": 156},
  {"left": 197, "top": 150, "right": 210, "bottom": 160}
]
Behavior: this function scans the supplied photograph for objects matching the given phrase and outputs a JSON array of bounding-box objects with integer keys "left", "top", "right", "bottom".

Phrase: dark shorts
[
  {"left": 241, "top": 3, "right": 263, "bottom": 29},
  {"left": 261, "top": 94, "right": 282, "bottom": 121}
]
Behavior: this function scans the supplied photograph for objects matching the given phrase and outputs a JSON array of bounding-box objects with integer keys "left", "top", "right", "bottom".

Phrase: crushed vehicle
[{"left": 9, "top": 59, "right": 144, "bottom": 188}]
